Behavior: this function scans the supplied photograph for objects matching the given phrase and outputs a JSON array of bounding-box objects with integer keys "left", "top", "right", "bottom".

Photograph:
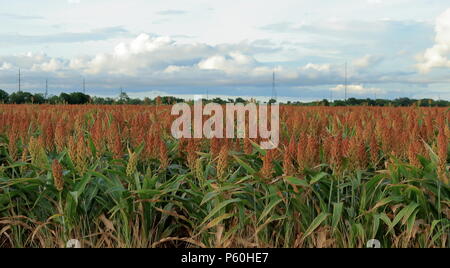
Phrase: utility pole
[
  {"left": 83, "top": 78, "right": 86, "bottom": 94},
  {"left": 18, "top": 69, "right": 21, "bottom": 92}
]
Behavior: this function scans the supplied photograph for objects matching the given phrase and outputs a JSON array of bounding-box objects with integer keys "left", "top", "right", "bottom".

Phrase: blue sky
[{"left": 0, "top": 0, "right": 449, "bottom": 101}]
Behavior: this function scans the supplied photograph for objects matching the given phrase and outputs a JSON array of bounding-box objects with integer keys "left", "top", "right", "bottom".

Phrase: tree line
[{"left": 0, "top": 89, "right": 448, "bottom": 107}]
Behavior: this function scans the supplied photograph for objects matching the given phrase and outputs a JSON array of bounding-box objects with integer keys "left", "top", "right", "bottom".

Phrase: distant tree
[
  {"left": 143, "top": 97, "right": 152, "bottom": 105},
  {"left": 374, "top": 99, "right": 389, "bottom": 107},
  {"left": 58, "top": 92, "right": 90, "bottom": 104},
  {"left": 48, "top": 95, "right": 61, "bottom": 104},
  {"left": 333, "top": 100, "right": 346, "bottom": 106},
  {"left": 393, "top": 98, "right": 414, "bottom": 107},
  {"left": 164, "top": 96, "right": 173, "bottom": 105},
  {"left": 59, "top": 93, "right": 71, "bottom": 104},
  {"left": 117, "top": 92, "right": 130, "bottom": 104},
  {"left": 105, "top": 97, "right": 116, "bottom": 105},
  {"left": 69, "top": 92, "right": 90, "bottom": 104},
  {"left": 93, "top": 97, "right": 115, "bottom": 105},
  {"left": 346, "top": 98, "right": 358, "bottom": 106},
  {"left": 1, "top": 89, "right": 447, "bottom": 107},
  {"left": 32, "top": 93, "right": 45, "bottom": 104},
  {"left": 163, "top": 96, "right": 183, "bottom": 104},
  {"left": 321, "top": 99, "right": 330, "bottom": 106},
  {"left": 9, "top": 91, "right": 34, "bottom": 104},
  {"left": 91, "top": 96, "right": 103, "bottom": 104},
  {"left": 268, "top": 99, "right": 277, "bottom": 105},
  {"left": 435, "top": 100, "right": 450, "bottom": 107},
  {"left": 128, "top": 98, "right": 143, "bottom": 105},
  {"left": 155, "top": 96, "right": 162, "bottom": 105},
  {"left": 212, "top": 97, "right": 227, "bottom": 104},
  {"left": 0, "top": 89, "right": 8, "bottom": 103}
]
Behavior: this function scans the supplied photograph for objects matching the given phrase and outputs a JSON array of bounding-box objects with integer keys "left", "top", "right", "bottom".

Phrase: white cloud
[
  {"left": 0, "top": 32, "right": 437, "bottom": 99},
  {"left": 299, "top": 63, "right": 338, "bottom": 80},
  {"left": 416, "top": 8, "right": 450, "bottom": 73},
  {"left": 352, "top": 55, "right": 382, "bottom": 69},
  {"left": 331, "top": 84, "right": 384, "bottom": 95},
  {"left": 0, "top": 34, "right": 287, "bottom": 80},
  {"left": 164, "top": 65, "right": 189, "bottom": 73},
  {"left": 32, "top": 58, "right": 68, "bottom": 72},
  {"left": 0, "top": 52, "right": 49, "bottom": 69},
  {"left": 68, "top": 34, "right": 215, "bottom": 75},
  {"left": 197, "top": 52, "right": 256, "bottom": 74},
  {"left": 0, "top": 62, "right": 12, "bottom": 70},
  {"left": 302, "top": 63, "right": 331, "bottom": 72}
]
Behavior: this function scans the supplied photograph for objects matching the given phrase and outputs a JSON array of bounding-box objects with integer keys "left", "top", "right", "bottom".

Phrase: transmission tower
[
  {"left": 344, "top": 62, "right": 348, "bottom": 101},
  {"left": 18, "top": 69, "right": 21, "bottom": 92},
  {"left": 45, "top": 79, "right": 48, "bottom": 99},
  {"left": 272, "top": 70, "right": 277, "bottom": 101}
]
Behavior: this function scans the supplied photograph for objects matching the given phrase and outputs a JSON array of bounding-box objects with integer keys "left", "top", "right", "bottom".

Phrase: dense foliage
[{"left": 0, "top": 89, "right": 449, "bottom": 107}]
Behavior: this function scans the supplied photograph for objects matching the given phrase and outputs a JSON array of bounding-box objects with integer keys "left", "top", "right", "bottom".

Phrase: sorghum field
[{"left": 0, "top": 104, "right": 448, "bottom": 248}]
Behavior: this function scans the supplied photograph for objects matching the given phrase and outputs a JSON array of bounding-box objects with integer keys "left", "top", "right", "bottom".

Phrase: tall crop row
[{"left": 0, "top": 104, "right": 448, "bottom": 248}]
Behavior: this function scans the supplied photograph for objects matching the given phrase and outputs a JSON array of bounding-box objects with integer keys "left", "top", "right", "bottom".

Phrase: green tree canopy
[
  {"left": 9, "top": 91, "right": 34, "bottom": 104},
  {"left": 0, "top": 89, "right": 8, "bottom": 102}
]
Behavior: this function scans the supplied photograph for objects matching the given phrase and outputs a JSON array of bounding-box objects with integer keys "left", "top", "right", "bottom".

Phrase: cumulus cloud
[
  {"left": 0, "top": 34, "right": 294, "bottom": 91},
  {"left": 68, "top": 34, "right": 212, "bottom": 75},
  {"left": 1, "top": 34, "right": 271, "bottom": 76},
  {"left": 352, "top": 55, "right": 382, "bottom": 69},
  {"left": 302, "top": 63, "right": 331, "bottom": 72},
  {"left": 60, "top": 33, "right": 283, "bottom": 79},
  {"left": 0, "top": 52, "right": 49, "bottom": 69},
  {"left": 331, "top": 84, "right": 384, "bottom": 95},
  {"left": 0, "top": 33, "right": 401, "bottom": 98},
  {"left": 198, "top": 52, "right": 256, "bottom": 74},
  {"left": 416, "top": 9, "right": 450, "bottom": 73},
  {"left": 0, "top": 62, "right": 13, "bottom": 71},
  {"left": 32, "top": 58, "right": 68, "bottom": 72}
]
